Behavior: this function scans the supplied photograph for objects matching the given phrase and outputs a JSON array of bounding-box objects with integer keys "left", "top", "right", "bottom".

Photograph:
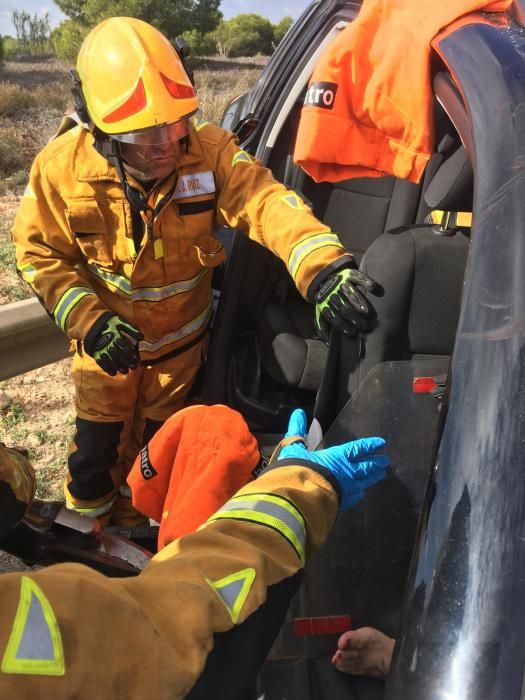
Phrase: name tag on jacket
[{"left": 174, "top": 171, "right": 216, "bottom": 199}]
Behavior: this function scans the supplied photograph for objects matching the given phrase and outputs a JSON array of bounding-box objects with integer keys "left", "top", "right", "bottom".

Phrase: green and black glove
[
  {"left": 315, "top": 266, "right": 377, "bottom": 341},
  {"left": 84, "top": 313, "right": 144, "bottom": 376}
]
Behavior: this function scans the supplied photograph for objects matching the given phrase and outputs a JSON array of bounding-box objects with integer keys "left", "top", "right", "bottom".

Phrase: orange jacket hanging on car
[
  {"left": 127, "top": 404, "right": 260, "bottom": 548},
  {"left": 294, "top": 0, "right": 511, "bottom": 184}
]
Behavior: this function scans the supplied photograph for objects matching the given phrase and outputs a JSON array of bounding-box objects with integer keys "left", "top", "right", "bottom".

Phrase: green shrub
[
  {"left": 180, "top": 29, "right": 217, "bottom": 57},
  {"left": 273, "top": 16, "right": 293, "bottom": 47},
  {"left": 214, "top": 14, "right": 274, "bottom": 58},
  {"left": 2, "top": 37, "right": 19, "bottom": 59},
  {"left": 51, "top": 20, "right": 87, "bottom": 61},
  {"left": 0, "top": 36, "right": 4, "bottom": 63}
]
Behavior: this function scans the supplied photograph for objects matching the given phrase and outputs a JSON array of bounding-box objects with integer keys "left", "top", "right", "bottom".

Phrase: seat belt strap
[{"left": 428, "top": 209, "right": 472, "bottom": 228}]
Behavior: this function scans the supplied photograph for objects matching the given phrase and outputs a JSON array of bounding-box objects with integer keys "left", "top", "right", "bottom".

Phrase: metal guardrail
[{"left": 0, "top": 298, "right": 71, "bottom": 382}]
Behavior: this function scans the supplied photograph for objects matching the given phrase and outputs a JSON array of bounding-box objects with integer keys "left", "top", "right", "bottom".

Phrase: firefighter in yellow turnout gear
[
  {"left": 12, "top": 17, "right": 377, "bottom": 525},
  {"left": 0, "top": 413, "right": 388, "bottom": 699}
]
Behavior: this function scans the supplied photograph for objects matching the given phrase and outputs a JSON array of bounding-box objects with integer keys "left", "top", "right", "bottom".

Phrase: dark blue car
[{"left": 198, "top": 1, "right": 525, "bottom": 697}]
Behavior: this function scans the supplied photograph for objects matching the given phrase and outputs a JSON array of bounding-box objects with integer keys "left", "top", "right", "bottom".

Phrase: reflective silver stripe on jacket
[
  {"left": 132, "top": 269, "right": 209, "bottom": 302},
  {"left": 288, "top": 232, "right": 343, "bottom": 280},
  {"left": 53, "top": 287, "right": 96, "bottom": 331},
  {"left": 87, "top": 263, "right": 209, "bottom": 302},
  {"left": 139, "top": 300, "right": 213, "bottom": 353},
  {"left": 208, "top": 492, "right": 307, "bottom": 562},
  {"left": 86, "top": 263, "right": 131, "bottom": 296}
]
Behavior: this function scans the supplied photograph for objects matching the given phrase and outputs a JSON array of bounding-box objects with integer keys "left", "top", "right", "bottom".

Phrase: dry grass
[
  {"left": 0, "top": 58, "right": 71, "bottom": 193},
  {"left": 194, "top": 56, "right": 266, "bottom": 123},
  {"left": 0, "top": 82, "right": 70, "bottom": 117},
  {"left": 0, "top": 197, "right": 29, "bottom": 304},
  {"left": 0, "top": 359, "right": 75, "bottom": 501},
  {"left": 0, "top": 54, "right": 265, "bottom": 512}
]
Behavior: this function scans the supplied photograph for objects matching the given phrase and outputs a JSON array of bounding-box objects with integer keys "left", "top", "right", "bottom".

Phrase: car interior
[{"left": 201, "top": 55, "right": 473, "bottom": 696}]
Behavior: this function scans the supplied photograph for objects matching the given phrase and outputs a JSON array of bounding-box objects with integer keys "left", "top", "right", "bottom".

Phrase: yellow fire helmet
[{"left": 76, "top": 17, "right": 199, "bottom": 143}]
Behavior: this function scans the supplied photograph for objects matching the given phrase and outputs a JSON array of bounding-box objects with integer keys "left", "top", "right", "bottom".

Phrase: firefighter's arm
[
  {"left": 0, "top": 430, "right": 388, "bottom": 698},
  {"left": 12, "top": 156, "right": 109, "bottom": 341},
  {"left": 0, "top": 467, "right": 337, "bottom": 698},
  {"left": 213, "top": 131, "right": 354, "bottom": 300},
  {"left": 0, "top": 445, "right": 36, "bottom": 538}
]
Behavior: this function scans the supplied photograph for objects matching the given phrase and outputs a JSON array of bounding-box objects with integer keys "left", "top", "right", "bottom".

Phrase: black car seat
[
  {"left": 256, "top": 174, "right": 421, "bottom": 389},
  {"left": 254, "top": 104, "right": 464, "bottom": 404},
  {"left": 330, "top": 143, "right": 473, "bottom": 414}
]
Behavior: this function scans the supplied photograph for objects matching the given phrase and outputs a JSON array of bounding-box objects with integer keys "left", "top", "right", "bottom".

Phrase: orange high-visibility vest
[
  {"left": 294, "top": 0, "right": 511, "bottom": 184},
  {"left": 127, "top": 404, "right": 260, "bottom": 548}
]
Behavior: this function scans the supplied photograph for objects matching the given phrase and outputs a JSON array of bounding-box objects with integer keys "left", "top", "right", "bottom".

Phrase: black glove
[
  {"left": 84, "top": 313, "right": 144, "bottom": 376},
  {"left": 315, "top": 266, "right": 377, "bottom": 340}
]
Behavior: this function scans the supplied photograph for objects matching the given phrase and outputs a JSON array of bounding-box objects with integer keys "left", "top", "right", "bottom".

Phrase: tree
[
  {"left": 11, "top": 11, "right": 51, "bottom": 56},
  {"left": 180, "top": 29, "right": 216, "bottom": 56},
  {"left": 82, "top": 0, "right": 144, "bottom": 26},
  {"left": 51, "top": 19, "right": 88, "bottom": 60},
  {"left": 0, "top": 36, "right": 4, "bottom": 63},
  {"left": 212, "top": 23, "right": 235, "bottom": 58},
  {"left": 54, "top": 0, "right": 89, "bottom": 25},
  {"left": 53, "top": 0, "right": 222, "bottom": 39},
  {"left": 28, "top": 13, "right": 51, "bottom": 54},
  {"left": 11, "top": 11, "right": 30, "bottom": 53},
  {"left": 273, "top": 16, "right": 293, "bottom": 47},
  {"left": 214, "top": 14, "right": 274, "bottom": 57}
]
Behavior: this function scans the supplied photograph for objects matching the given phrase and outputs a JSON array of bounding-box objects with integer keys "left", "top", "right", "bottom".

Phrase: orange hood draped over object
[
  {"left": 294, "top": 0, "right": 511, "bottom": 184},
  {"left": 127, "top": 404, "right": 260, "bottom": 548}
]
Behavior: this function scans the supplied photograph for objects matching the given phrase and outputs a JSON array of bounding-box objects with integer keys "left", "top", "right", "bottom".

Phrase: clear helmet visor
[{"left": 110, "top": 115, "right": 194, "bottom": 146}]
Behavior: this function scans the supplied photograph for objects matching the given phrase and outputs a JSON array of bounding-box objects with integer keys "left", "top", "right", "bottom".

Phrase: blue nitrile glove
[{"left": 277, "top": 409, "right": 389, "bottom": 512}]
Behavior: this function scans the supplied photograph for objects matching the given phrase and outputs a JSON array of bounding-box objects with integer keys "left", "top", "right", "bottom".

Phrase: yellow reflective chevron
[
  {"left": 208, "top": 492, "right": 307, "bottom": 563},
  {"left": 1, "top": 576, "right": 65, "bottom": 676},
  {"left": 232, "top": 150, "right": 254, "bottom": 167},
  {"left": 288, "top": 232, "right": 343, "bottom": 281},
  {"left": 18, "top": 263, "right": 37, "bottom": 284},
  {"left": 53, "top": 286, "right": 96, "bottom": 332},
  {"left": 205, "top": 567, "right": 256, "bottom": 624},
  {"left": 22, "top": 183, "right": 37, "bottom": 200},
  {"left": 280, "top": 192, "right": 304, "bottom": 210}
]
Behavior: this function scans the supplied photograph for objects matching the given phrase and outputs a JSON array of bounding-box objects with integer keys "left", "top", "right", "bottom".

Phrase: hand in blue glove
[{"left": 277, "top": 409, "right": 389, "bottom": 512}]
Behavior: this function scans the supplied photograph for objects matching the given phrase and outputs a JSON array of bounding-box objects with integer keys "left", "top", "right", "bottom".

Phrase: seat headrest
[{"left": 424, "top": 145, "right": 473, "bottom": 212}]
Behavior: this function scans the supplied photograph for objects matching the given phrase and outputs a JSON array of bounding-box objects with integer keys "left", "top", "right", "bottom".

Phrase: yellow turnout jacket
[
  {"left": 13, "top": 117, "right": 352, "bottom": 363},
  {"left": 0, "top": 456, "right": 338, "bottom": 698}
]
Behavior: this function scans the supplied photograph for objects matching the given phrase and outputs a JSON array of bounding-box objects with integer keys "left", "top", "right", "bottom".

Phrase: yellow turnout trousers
[{"left": 65, "top": 337, "right": 206, "bottom": 525}]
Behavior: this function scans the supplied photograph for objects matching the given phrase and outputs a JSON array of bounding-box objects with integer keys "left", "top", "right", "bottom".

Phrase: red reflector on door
[
  {"left": 413, "top": 377, "right": 438, "bottom": 394},
  {"left": 294, "top": 615, "right": 352, "bottom": 636}
]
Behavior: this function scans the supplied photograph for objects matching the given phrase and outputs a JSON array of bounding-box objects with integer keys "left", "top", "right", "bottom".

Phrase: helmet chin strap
[
  {"left": 93, "top": 131, "right": 125, "bottom": 177},
  {"left": 91, "top": 131, "right": 152, "bottom": 219}
]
